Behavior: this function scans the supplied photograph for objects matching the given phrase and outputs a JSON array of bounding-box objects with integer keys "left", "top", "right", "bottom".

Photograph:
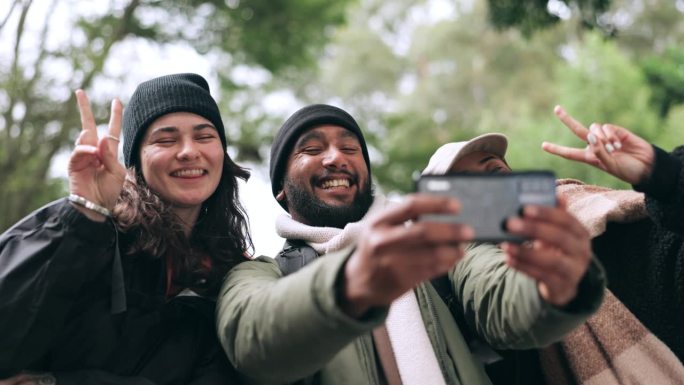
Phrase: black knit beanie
[
  {"left": 122, "top": 73, "right": 227, "bottom": 168},
  {"left": 269, "top": 104, "right": 371, "bottom": 210}
]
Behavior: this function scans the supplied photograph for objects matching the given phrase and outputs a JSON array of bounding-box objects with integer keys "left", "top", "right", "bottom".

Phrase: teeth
[
  {"left": 172, "top": 169, "right": 204, "bottom": 177},
  {"left": 321, "top": 179, "right": 350, "bottom": 189}
]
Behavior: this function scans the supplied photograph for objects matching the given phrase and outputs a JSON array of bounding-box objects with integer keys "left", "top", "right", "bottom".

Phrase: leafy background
[{"left": 2, "top": 0, "right": 683, "bottom": 236}]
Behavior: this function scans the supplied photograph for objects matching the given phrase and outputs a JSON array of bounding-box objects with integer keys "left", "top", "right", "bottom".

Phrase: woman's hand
[
  {"left": 68, "top": 90, "right": 126, "bottom": 218},
  {"left": 542, "top": 105, "right": 655, "bottom": 185}
]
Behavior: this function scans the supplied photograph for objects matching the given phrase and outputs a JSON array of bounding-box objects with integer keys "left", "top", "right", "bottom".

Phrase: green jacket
[{"left": 217, "top": 243, "right": 605, "bottom": 385}]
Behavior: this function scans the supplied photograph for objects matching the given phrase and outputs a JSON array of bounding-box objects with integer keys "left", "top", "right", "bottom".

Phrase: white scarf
[
  {"left": 275, "top": 194, "right": 446, "bottom": 385},
  {"left": 275, "top": 195, "right": 387, "bottom": 254}
]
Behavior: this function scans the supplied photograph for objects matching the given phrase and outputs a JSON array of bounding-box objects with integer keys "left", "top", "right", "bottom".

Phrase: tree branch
[{"left": 0, "top": 0, "right": 20, "bottom": 31}]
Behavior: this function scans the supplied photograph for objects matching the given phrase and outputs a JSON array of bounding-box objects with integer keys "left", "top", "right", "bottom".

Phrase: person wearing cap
[
  {"left": 422, "top": 133, "right": 511, "bottom": 175},
  {"left": 0, "top": 73, "right": 248, "bottom": 384},
  {"left": 428, "top": 120, "right": 684, "bottom": 383},
  {"left": 216, "top": 104, "right": 606, "bottom": 385}
]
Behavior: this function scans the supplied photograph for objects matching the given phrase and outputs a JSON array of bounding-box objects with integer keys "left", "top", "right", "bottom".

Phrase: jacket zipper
[
  {"left": 357, "top": 334, "right": 382, "bottom": 384},
  {"left": 419, "top": 284, "right": 455, "bottom": 385}
]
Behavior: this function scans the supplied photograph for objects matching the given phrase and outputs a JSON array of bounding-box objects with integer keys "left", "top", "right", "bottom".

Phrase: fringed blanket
[{"left": 538, "top": 179, "right": 684, "bottom": 384}]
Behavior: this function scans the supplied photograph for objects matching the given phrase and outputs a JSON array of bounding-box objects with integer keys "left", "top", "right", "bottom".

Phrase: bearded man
[{"left": 216, "top": 104, "right": 606, "bottom": 385}]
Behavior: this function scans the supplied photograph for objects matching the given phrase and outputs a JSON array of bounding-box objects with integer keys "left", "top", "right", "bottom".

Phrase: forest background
[{"left": 2, "top": 0, "right": 683, "bottom": 256}]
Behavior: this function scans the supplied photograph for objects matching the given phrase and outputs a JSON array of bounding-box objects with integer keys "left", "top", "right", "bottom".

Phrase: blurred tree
[
  {"left": 302, "top": 0, "right": 677, "bottom": 193},
  {"left": 658, "top": 104, "right": 684, "bottom": 150},
  {"left": 486, "top": 0, "right": 613, "bottom": 35},
  {"left": 529, "top": 31, "right": 659, "bottom": 189},
  {"left": 609, "top": 0, "right": 684, "bottom": 57},
  {"left": 641, "top": 47, "right": 684, "bottom": 119},
  {"left": 485, "top": 0, "right": 684, "bottom": 122},
  {"left": 310, "top": 0, "right": 568, "bottom": 192},
  {"left": 0, "top": 0, "right": 351, "bottom": 230}
]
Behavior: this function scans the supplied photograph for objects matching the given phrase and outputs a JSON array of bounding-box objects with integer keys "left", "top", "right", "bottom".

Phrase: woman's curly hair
[{"left": 114, "top": 155, "right": 252, "bottom": 296}]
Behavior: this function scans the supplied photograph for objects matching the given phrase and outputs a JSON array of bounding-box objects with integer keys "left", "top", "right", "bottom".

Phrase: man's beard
[{"left": 284, "top": 177, "right": 374, "bottom": 229}]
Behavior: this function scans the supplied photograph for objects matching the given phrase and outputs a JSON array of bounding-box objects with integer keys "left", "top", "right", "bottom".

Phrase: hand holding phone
[{"left": 416, "top": 171, "right": 557, "bottom": 243}]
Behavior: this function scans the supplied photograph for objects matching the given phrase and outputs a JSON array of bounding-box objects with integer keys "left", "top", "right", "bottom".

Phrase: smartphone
[{"left": 416, "top": 171, "right": 557, "bottom": 243}]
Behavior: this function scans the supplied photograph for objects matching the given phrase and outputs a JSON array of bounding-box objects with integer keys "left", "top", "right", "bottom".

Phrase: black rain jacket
[{"left": 0, "top": 199, "right": 237, "bottom": 385}]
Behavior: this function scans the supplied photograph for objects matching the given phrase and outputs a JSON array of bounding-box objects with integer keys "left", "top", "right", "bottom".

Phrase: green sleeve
[
  {"left": 216, "top": 248, "right": 386, "bottom": 383},
  {"left": 451, "top": 243, "right": 605, "bottom": 350}
]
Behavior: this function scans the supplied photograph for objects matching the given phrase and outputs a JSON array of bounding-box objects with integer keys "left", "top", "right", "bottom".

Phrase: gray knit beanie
[
  {"left": 122, "top": 73, "right": 227, "bottom": 168},
  {"left": 269, "top": 104, "right": 371, "bottom": 210}
]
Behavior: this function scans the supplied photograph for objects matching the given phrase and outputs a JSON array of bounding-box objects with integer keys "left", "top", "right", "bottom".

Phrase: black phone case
[{"left": 416, "top": 171, "right": 557, "bottom": 243}]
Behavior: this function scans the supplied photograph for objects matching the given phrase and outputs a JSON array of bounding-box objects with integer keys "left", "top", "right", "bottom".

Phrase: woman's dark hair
[{"left": 114, "top": 154, "right": 252, "bottom": 296}]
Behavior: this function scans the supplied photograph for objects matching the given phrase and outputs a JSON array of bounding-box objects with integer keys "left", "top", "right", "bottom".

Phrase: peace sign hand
[
  {"left": 542, "top": 105, "right": 654, "bottom": 185},
  {"left": 68, "top": 90, "right": 126, "bottom": 219}
]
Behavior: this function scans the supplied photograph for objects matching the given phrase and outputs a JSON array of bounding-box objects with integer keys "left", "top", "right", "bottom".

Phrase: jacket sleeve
[
  {"left": 451, "top": 242, "right": 605, "bottom": 350},
  {"left": 54, "top": 370, "right": 156, "bottom": 385},
  {"left": 54, "top": 351, "right": 235, "bottom": 385},
  {"left": 186, "top": 352, "right": 238, "bottom": 385},
  {"left": 633, "top": 145, "right": 684, "bottom": 236},
  {"left": 0, "top": 199, "right": 116, "bottom": 376},
  {"left": 216, "top": 249, "right": 387, "bottom": 383}
]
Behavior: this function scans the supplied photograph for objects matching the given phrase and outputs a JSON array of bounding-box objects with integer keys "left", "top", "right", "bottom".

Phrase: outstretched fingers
[
  {"left": 75, "top": 90, "right": 98, "bottom": 146},
  {"left": 101, "top": 98, "right": 123, "bottom": 170},
  {"left": 391, "top": 219, "right": 473, "bottom": 249},
  {"left": 541, "top": 141, "right": 599, "bottom": 166},
  {"left": 586, "top": 123, "right": 617, "bottom": 171},
  {"left": 502, "top": 200, "right": 592, "bottom": 305},
  {"left": 544, "top": 105, "right": 602, "bottom": 167},
  {"left": 371, "top": 194, "right": 461, "bottom": 227},
  {"left": 508, "top": 204, "right": 589, "bottom": 256},
  {"left": 554, "top": 105, "right": 589, "bottom": 141}
]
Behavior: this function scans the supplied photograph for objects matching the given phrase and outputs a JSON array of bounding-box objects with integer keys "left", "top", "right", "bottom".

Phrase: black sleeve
[
  {"left": 187, "top": 346, "right": 239, "bottom": 385},
  {"left": 633, "top": 145, "right": 684, "bottom": 235},
  {"left": 0, "top": 199, "right": 116, "bottom": 376},
  {"left": 55, "top": 370, "right": 156, "bottom": 385}
]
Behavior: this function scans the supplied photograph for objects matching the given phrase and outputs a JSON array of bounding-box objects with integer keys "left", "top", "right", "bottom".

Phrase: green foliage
[
  {"left": 611, "top": 0, "right": 684, "bottom": 57},
  {"left": 487, "top": 0, "right": 561, "bottom": 35},
  {"left": 522, "top": 32, "right": 658, "bottom": 189},
  {"left": 556, "top": 33, "right": 657, "bottom": 134},
  {"left": 487, "top": 0, "right": 613, "bottom": 35},
  {"left": 320, "top": 26, "right": 403, "bottom": 100},
  {"left": 142, "top": 0, "right": 352, "bottom": 73},
  {"left": 656, "top": 104, "right": 684, "bottom": 152},
  {"left": 370, "top": 6, "right": 567, "bottom": 192},
  {"left": 641, "top": 47, "right": 684, "bottom": 118},
  {"left": 308, "top": 1, "right": 679, "bottom": 194},
  {"left": 0, "top": 0, "right": 351, "bottom": 230},
  {"left": 4, "top": 0, "right": 684, "bottom": 230}
]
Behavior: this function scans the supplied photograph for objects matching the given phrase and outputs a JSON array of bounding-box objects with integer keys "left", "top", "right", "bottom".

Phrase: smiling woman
[
  {"left": 0, "top": 73, "right": 249, "bottom": 384},
  {"left": 139, "top": 113, "right": 226, "bottom": 216}
]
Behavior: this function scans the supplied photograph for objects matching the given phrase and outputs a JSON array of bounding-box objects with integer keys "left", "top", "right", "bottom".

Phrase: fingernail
[
  {"left": 507, "top": 218, "right": 523, "bottom": 231},
  {"left": 462, "top": 226, "right": 475, "bottom": 239},
  {"left": 449, "top": 199, "right": 460, "bottom": 212},
  {"left": 605, "top": 143, "right": 615, "bottom": 153},
  {"left": 587, "top": 133, "right": 597, "bottom": 145},
  {"left": 524, "top": 205, "right": 539, "bottom": 217},
  {"left": 613, "top": 141, "right": 622, "bottom": 150}
]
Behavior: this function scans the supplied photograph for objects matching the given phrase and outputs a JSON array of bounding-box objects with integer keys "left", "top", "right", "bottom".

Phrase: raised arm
[
  {"left": 0, "top": 91, "right": 125, "bottom": 376},
  {"left": 217, "top": 194, "right": 475, "bottom": 382},
  {"left": 543, "top": 105, "right": 683, "bottom": 234},
  {"left": 542, "top": 105, "right": 655, "bottom": 185},
  {"left": 454, "top": 197, "right": 605, "bottom": 349},
  {"left": 68, "top": 90, "right": 125, "bottom": 221}
]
